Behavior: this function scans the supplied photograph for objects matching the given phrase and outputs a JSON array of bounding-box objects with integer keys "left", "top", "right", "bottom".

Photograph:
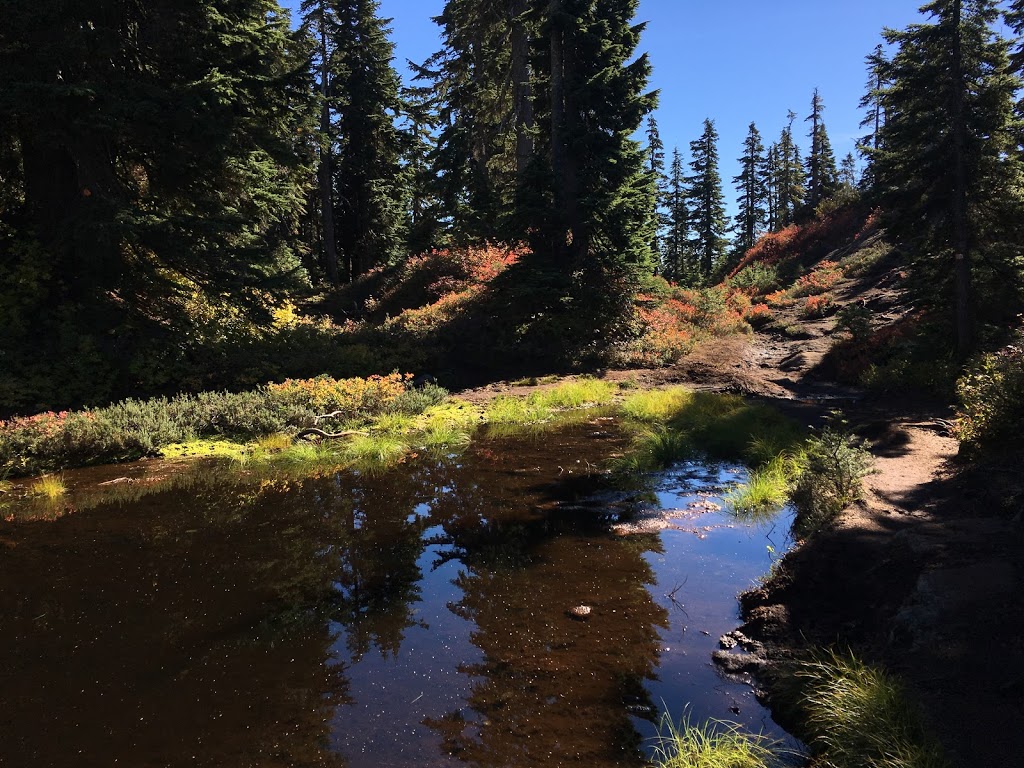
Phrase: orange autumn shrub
[
  {"left": 802, "top": 293, "right": 834, "bottom": 318},
  {"left": 744, "top": 303, "right": 773, "bottom": 327}
]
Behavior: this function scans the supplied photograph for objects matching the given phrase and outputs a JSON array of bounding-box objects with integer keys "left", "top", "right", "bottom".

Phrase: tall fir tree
[
  {"left": 875, "top": 0, "right": 1024, "bottom": 355},
  {"left": 1007, "top": 1, "right": 1024, "bottom": 121},
  {"left": 529, "top": 0, "right": 657, "bottom": 276},
  {"left": 1, "top": 1, "right": 313, "bottom": 310},
  {"left": 858, "top": 43, "right": 890, "bottom": 187},
  {"left": 732, "top": 122, "right": 768, "bottom": 256},
  {"left": 663, "top": 147, "right": 689, "bottom": 281},
  {"left": 776, "top": 111, "right": 806, "bottom": 226},
  {"left": 765, "top": 142, "right": 782, "bottom": 231},
  {"left": 330, "top": 0, "right": 407, "bottom": 281},
  {"left": 646, "top": 116, "right": 668, "bottom": 265},
  {"left": 804, "top": 89, "right": 839, "bottom": 213},
  {"left": 399, "top": 80, "right": 443, "bottom": 255},
  {"left": 300, "top": 0, "right": 343, "bottom": 283},
  {"left": 0, "top": 0, "right": 316, "bottom": 408},
  {"left": 424, "top": 0, "right": 522, "bottom": 242},
  {"left": 685, "top": 118, "right": 728, "bottom": 280}
]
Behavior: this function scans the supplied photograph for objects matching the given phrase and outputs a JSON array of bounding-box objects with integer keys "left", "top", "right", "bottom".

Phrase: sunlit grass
[
  {"left": 532, "top": 377, "right": 617, "bottom": 409},
  {"left": 256, "top": 432, "right": 293, "bottom": 453},
  {"left": 161, "top": 438, "right": 250, "bottom": 461},
  {"left": 610, "top": 425, "right": 694, "bottom": 476},
  {"left": 342, "top": 433, "right": 410, "bottom": 468},
  {"left": 650, "top": 713, "right": 778, "bottom": 768},
  {"left": 28, "top": 474, "right": 67, "bottom": 500},
  {"left": 621, "top": 387, "right": 694, "bottom": 423},
  {"left": 420, "top": 424, "right": 473, "bottom": 451},
  {"left": 727, "top": 456, "right": 796, "bottom": 516},
  {"left": 373, "top": 412, "right": 417, "bottom": 435},
  {"left": 785, "top": 650, "right": 950, "bottom": 768},
  {"left": 485, "top": 395, "right": 553, "bottom": 426}
]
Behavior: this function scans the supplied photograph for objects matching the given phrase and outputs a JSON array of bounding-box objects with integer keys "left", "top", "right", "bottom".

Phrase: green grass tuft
[
  {"left": 485, "top": 395, "right": 553, "bottom": 426},
  {"left": 727, "top": 456, "right": 796, "bottom": 516},
  {"left": 28, "top": 474, "right": 67, "bottom": 500},
  {"left": 621, "top": 387, "right": 694, "bottom": 423},
  {"left": 783, "top": 650, "right": 950, "bottom": 768},
  {"left": 342, "top": 434, "right": 410, "bottom": 468},
  {"left": 531, "top": 377, "right": 617, "bottom": 409},
  {"left": 650, "top": 714, "right": 778, "bottom": 768}
]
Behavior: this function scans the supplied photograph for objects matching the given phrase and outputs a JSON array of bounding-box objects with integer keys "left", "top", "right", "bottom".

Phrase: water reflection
[{"left": 0, "top": 419, "right": 792, "bottom": 768}]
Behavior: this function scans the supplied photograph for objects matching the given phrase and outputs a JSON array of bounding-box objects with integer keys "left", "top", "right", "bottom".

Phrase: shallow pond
[{"left": 0, "top": 418, "right": 799, "bottom": 767}]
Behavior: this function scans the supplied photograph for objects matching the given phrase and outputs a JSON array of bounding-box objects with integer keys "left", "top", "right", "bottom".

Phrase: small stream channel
[{"left": 1, "top": 417, "right": 802, "bottom": 767}]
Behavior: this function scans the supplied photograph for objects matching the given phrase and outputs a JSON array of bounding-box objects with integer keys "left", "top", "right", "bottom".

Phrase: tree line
[{"left": 0, "top": 0, "right": 1021, "bottom": 397}]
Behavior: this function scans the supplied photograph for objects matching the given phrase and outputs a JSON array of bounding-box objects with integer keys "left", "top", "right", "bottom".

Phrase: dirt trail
[{"left": 704, "top": 272, "right": 1023, "bottom": 768}]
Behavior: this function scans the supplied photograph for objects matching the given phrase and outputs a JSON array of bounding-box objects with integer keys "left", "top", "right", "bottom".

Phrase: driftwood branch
[
  {"left": 295, "top": 428, "right": 368, "bottom": 442},
  {"left": 314, "top": 411, "right": 347, "bottom": 423}
]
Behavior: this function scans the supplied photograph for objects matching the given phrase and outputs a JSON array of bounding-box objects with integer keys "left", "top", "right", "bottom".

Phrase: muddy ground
[{"left": 463, "top": 264, "right": 1024, "bottom": 768}]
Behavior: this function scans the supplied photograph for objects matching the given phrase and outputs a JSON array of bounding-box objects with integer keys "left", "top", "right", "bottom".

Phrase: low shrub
[
  {"left": 729, "top": 263, "right": 779, "bottom": 296},
  {"left": 955, "top": 338, "right": 1024, "bottom": 450},
  {"left": 801, "top": 293, "right": 834, "bottom": 319},
  {"left": 0, "top": 374, "right": 416, "bottom": 477},
  {"left": 791, "top": 428, "right": 873, "bottom": 538}
]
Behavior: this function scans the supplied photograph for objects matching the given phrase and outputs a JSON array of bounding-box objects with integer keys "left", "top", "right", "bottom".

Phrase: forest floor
[{"left": 461, "top": 263, "right": 1024, "bottom": 768}]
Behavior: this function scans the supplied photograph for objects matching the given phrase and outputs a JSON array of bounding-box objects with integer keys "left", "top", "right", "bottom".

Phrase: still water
[{"left": 1, "top": 420, "right": 797, "bottom": 767}]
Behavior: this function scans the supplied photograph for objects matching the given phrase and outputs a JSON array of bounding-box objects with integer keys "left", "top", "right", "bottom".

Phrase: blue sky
[{"left": 280, "top": 0, "right": 931, "bottom": 209}]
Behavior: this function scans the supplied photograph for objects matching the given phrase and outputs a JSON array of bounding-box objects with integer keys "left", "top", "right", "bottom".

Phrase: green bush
[
  {"left": 791, "top": 428, "right": 873, "bottom": 538},
  {"left": 955, "top": 339, "right": 1024, "bottom": 449},
  {"left": 729, "top": 263, "right": 779, "bottom": 296}
]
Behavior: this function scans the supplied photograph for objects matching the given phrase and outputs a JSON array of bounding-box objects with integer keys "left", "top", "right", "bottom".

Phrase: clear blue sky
[{"left": 280, "top": 0, "right": 931, "bottom": 211}]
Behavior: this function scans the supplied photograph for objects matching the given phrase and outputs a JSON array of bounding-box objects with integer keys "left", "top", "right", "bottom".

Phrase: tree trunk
[
  {"left": 510, "top": 0, "right": 533, "bottom": 186},
  {"left": 950, "top": 0, "right": 974, "bottom": 356},
  {"left": 318, "top": 18, "right": 340, "bottom": 286},
  {"left": 549, "top": 3, "right": 584, "bottom": 265}
]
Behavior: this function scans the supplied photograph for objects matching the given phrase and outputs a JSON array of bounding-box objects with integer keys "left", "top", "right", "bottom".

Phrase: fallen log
[{"left": 295, "top": 428, "right": 369, "bottom": 442}]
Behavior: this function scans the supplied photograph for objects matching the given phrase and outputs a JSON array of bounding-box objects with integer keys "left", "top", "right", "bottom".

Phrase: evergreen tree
[
  {"left": 875, "top": 0, "right": 1024, "bottom": 355},
  {"left": 685, "top": 119, "right": 728, "bottom": 279},
  {"left": 400, "top": 80, "right": 443, "bottom": 254},
  {"left": 300, "top": 0, "right": 343, "bottom": 283},
  {"left": 839, "top": 152, "right": 860, "bottom": 189},
  {"left": 529, "top": 0, "right": 657, "bottom": 275},
  {"left": 424, "top": 0, "right": 519, "bottom": 241},
  {"left": 732, "top": 122, "right": 768, "bottom": 256},
  {"left": 1007, "top": 1, "right": 1024, "bottom": 120},
  {"left": 804, "top": 89, "right": 839, "bottom": 213},
  {"left": 663, "top": 147, "right": 689, "bottom": 281},
  {"left": 776, "top": 112, "right": 806, "bottom": 227},
  {"left": 331, "top": 0, "right": 408, "bottom": 281},
  {"left": 765, "top": 142, "right": 782, "bottom": 231},
  {"left": 858, "top": 43, "right": 890, "bottom": 186},
  {"left": 1, "top": 0, "right": 314, "bottom": 314},
  {"left": 646, "top": 116, "right": 668, "bottom": 264}
]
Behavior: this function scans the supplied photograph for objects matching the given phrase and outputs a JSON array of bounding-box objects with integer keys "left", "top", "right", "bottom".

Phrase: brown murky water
[{"left": 0, "top": 421, "right": 799, "bottom": 767}]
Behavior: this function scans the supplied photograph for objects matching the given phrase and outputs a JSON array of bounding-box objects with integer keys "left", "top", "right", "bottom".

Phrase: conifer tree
[
  {"left": 400, "top": 81, "right": 443, "bottom": 254},
  {"left": 839, "top": 153, "right": 860, "bottom": 189},
  {"left": 804, "top": 89, "right": 839, "bottom": 213},
  {"left": 765, "top": 142, "right": 782, "bottom": 231},
  {"left": 301, "top": 0, "right": 343, "bottom": 283},
  {"left": 330, "top": 0, "right": 407, "bottom": 281},
  {"left": 424, "top": 0, "right": 518, "bottom": 241},
  {"left": 530, "top": 0, "right": 657, "bottom": 275},
  {"left": 685, "top": 119, "right": 728, "bottom": 279},
  {"left": 875, "top": 0, "right": 1024, "bottom": 355},
  {"left": 1, "top": 0, "right": 314, "bottom": 310},
  {"left": 646, "top": 116, "right": 668, "bottom": 264},
  {"left": 664, "top": 147, "right": 689, "bottom": 281},
  {"left": 732, "top": 122, "right": 768, "bottom": 256},
  {"left": 777, "top": 112, "right": 806, "bottom": 226}
]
